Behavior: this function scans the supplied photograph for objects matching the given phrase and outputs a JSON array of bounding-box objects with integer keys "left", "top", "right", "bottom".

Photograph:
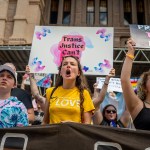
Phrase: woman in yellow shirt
[{"left": 43, "top": 56, "right": 95, "bottom": 124}]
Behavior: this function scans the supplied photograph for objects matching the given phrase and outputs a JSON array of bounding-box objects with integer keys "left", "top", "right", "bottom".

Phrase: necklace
[{"left": 144, "top": 101, "right": 150, "bottom": 105}]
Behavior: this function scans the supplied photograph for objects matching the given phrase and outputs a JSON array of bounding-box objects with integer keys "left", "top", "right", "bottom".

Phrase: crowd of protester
[{"left": 0, "top": 38, "right": 150, "bottom": 131}]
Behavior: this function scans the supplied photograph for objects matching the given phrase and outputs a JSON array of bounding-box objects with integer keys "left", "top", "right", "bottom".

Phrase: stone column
[
  {"left": 119, "top": 0, "right": 124, "bottom": 26},
  {"left": 9, "top": 0, "right": 29, "bottom": 44},
  {"left": 57, "top": 0, "right": 64, "bottom": 25},
  {"left": 131, "top": 0, "right": 137, "bottom": 24},
  {"left": 144, "top": 0, "right": 149, "bottom": 25},
  {"left": 75, "top": 0, "right": 83, "bottom": 26},
  {"left": 0, "top": 1, "right": 9, "bottom": 44},
  {"left": 112, "top": 0, "right": 120, "bottom": 27},
  {"left": 70, "top": 0, "right": 75, "bottom": 25},
  {"left": 95, "top": 0, "right": 99, "bottom": 26},
  {"left": 107, "top": 0, "right": 113, "bottom": 26}
]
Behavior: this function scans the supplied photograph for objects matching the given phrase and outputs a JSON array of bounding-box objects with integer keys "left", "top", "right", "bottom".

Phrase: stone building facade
[
  {"left": 0, "top": 0, "right": 150, "bottom": 47},
  {"left": 0, "top": 0, "right": 45, "bottom": 45}
]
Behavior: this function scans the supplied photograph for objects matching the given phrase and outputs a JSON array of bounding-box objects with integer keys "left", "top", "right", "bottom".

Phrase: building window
[
  {"left": 86, "top": 0, "right": 95, "bottom": 25},
  {"left": 50, "top": 0, "right": 59, "bottom": 24},
  {"left": 99, "top": 0, "right": 108, "bottom": 25},
  {"left": 123, "top": 0, "right": 132, "bottom": 25},
  {"left": 63, "top": 0, "right": 71, "bottom": 24},
  {"left": 136, "top": 0, "right": 145, "bottom": 24}
]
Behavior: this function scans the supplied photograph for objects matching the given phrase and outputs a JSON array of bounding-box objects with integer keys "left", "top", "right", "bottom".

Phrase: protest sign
[
  {"left": 130, "top": 24, "right": 150, "bottom": 48},
  {"left": 29, "top": 26, "right": 114, "bottom": 75},
  {"left": 36, "top": 74, "right": 51, "bottom": 88},
  {"left": 96, "top": 77, "right": 139, "bottom": 92},
  {"left": 24, "top": 73, "right": 51, "bottom": 88},
  {"left": 96, "top": 77, "right": 122, "bottom": 92}
]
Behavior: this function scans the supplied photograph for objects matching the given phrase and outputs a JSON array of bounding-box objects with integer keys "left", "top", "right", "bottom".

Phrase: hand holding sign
[
  {"left": 108, "top": 68, "right": 115, "bottom": 78},
  {"left": 97, "top": 78, "right": 122, "bottom": 92},
  {"left": 104, "top": 68, "right": 115, "bottom": 85}
]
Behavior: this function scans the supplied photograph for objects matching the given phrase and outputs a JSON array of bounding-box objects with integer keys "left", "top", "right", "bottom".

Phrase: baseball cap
[{"left": 0, "top": 65, "right": 17, "bottom": 83}]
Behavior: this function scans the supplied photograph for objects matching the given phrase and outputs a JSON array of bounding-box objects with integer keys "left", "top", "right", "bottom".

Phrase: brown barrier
[{"left": 0, "top": 123, "right": 150, "bottom": 150}]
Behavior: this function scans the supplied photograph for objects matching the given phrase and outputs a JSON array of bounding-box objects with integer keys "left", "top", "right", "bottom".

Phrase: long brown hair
[
  {"left": 137, "top": 70, "right": 150, "bottom": 101},
  {"left": 55, "top": 56, "right": 90, "bottom": 122}
]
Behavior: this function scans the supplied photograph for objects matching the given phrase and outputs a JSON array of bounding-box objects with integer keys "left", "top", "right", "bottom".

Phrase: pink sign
[{"left": 58, "top": 35, "right": 85, "bottom": 61}]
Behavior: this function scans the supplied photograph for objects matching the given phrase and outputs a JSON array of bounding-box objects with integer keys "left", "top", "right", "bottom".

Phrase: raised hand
[
  {"left": 126, "top": 38, "right": 136, "bottom": 55},
  {"left": 108, "top": 68, "right": 115, "bottom": 78},
  {"left": 25, "top": 65, "right": 30, "bottom": 74}
]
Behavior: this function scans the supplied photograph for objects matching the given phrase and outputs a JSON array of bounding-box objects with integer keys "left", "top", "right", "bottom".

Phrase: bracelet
[
  {"left": 104, "top": 82, "right": 109, "bottom": 85},
  {"left": 126, "top": 53, "right": 134, "bottom": 60}
]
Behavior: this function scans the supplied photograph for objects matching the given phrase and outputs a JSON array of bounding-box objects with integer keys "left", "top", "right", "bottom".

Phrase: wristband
[{"left": 126, "top": 53, "right": 134, "bottom": 60}]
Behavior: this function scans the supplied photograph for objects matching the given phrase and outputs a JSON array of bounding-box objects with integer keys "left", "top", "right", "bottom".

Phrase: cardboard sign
[
  {"left": 29, "top": 26, "right": 114, "bottom": 75},
  {"left": 96, "top": 77, "right": 140, "bottom": 92},
  {"left": 130, "top": 24, "right": 150, "bottom": 48},
  {"left": 24, "top": 73, "right": 47, "bottom": 85},
  {"left": 24, "top": 73, "right": 51, "bottom": 88},
  {"left": 96, "top": 77, "right": 122, "bottom": 92}
]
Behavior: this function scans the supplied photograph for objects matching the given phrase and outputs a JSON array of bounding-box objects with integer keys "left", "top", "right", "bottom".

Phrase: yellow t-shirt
[{"left": 46, "top": 86, "right": 95, "bottom": 124}]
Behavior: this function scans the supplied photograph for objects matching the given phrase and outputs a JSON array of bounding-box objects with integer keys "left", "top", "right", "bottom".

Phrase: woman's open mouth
[{"left": 66, "top": 70, "right": 71, "bottom": 76}]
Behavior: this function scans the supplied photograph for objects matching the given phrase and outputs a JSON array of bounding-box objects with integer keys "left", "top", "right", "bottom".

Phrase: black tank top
[{"left": 133, "top": 102, "right": 150, "bottom": 130}]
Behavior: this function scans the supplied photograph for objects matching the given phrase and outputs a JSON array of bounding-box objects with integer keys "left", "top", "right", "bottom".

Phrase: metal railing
[{"left": 0, "top": 45, "right": 150, "bottom": 64}]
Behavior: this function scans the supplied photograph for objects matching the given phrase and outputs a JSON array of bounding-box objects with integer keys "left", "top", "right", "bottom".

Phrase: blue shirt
[{"left": 0, "top": 96, "right": 29, "bottom": 128}]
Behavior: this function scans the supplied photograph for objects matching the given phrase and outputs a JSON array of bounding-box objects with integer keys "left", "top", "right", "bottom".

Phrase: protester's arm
[
  {"left": 83, "top": 112, "right": 93, "bottom": 124},
  {"left": 26, "top": 65, "right": 46, "bottom": 111},
  {"left": 119, "top": 109, "right": 132, "bottom": 128},
  {"left": 120, "top": 39, "right": 143, "bottom": 120},
  {"left": 93, "top": 68, "right": 115, "bottom": 110},
  {"left": 92, "top": 109, "right": 103, "bottom": 125},
  {"left": 27, "top": 108, "right": 35, "bottom": 124},
  {"left": 92, "top": 83, "right": 99, "bottom": 99},
  {"left": 33, "top": 93, "right": 46, "bottom": 111},
  {"left": 42, "top": 100, "right": 50, "bottom": 125},
  {"left": 29, "top": 74, "right": 46, "bottom": 111}
]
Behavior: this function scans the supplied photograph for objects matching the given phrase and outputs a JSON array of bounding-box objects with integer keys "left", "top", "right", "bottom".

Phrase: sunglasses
[{"left": 105, "top": 110, "right": 116, "bottom": 114}]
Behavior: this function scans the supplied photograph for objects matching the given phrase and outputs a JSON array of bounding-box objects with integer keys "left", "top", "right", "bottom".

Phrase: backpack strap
[{"left": 49, "top": 87, "right": 57, "bottom": 101}]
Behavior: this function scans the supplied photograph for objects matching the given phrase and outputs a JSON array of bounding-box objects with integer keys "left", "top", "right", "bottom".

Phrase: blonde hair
[{"left": 137, "top": 71, "right": 150, "bottom": 101}]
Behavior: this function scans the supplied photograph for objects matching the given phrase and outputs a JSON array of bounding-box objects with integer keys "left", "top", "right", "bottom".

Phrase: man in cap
[
  {"left": 0, "top": 65, "right": 28, "bottom": 128},
  {"left": 4, "top": 62, "right": 35, "bottom": 124}
]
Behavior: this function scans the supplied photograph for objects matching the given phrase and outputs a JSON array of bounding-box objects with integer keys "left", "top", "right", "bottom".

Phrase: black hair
[{"left": 102, "top": 104, "right": 117, "bottom": 123}]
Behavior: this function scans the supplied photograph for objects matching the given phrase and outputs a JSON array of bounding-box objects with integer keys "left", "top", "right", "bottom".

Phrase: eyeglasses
[{"left": 105, "top": 110, "right": 116, "bottom": 114}]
